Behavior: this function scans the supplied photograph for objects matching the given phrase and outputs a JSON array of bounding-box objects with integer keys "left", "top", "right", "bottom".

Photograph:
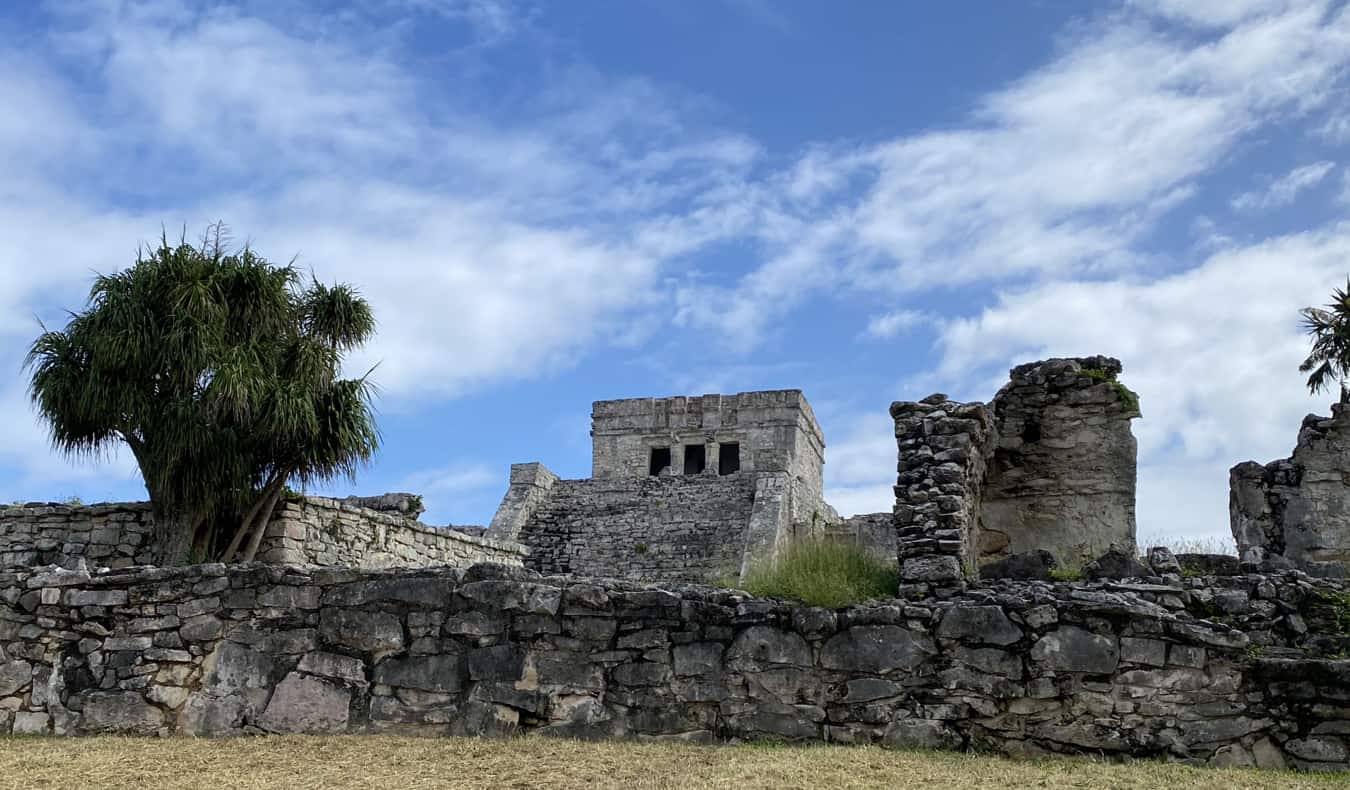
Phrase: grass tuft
[{"left": 735, "top": 537, "right": 899, "bottom": 608}]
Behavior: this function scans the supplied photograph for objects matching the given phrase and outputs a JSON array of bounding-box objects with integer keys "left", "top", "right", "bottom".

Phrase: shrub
[
  {"left": 736, "top": 537, "right": 899, "bottom": 608},
  {"left": 1047, "top": 566, "right": 1084, "bottom": 582},
  {"left": 1079, "top": 367, "right": 1140, "bottom": 413}
]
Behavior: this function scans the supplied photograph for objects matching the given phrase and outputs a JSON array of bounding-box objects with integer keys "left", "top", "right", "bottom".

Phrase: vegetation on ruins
[
  {"left": 1299, "top": 280, "right": 1350, "bottom": 402},
  {"left": 24, "top": 225, "right": 379, "bottom": 565},
  {"left": 1078, "top": 366, "right": 1140, "bottom": 413},
  {"left": 736, "top": 536, "right": 899, "bottom": 608}
]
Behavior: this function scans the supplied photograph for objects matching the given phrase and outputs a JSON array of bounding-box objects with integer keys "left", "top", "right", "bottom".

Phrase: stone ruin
[
  {"left": 3, "top": 353, "right": 1350, "bottom": 771},
  {"left": 484, "top": 390, "right": 836, "bottom": 582},
  {"left": 1231, "top": 404, "right": 1350, "bottom": 577},
  {"left": 892, "top": 356, "right": 1141, "bottom": 586}
]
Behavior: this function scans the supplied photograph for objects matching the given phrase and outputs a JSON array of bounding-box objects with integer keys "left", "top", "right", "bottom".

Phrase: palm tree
[
  {"left": 25, "top": 225, "right": 379, "bottom": 564},
  {"left": 1300, "top": 280, "right": 1350, "bottom": 404}
]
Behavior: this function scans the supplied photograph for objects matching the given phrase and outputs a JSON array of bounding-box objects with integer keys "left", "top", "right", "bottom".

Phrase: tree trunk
[
  {"left": 221, "top": 474, "right": 287, "bottom": 563},
  {"left": 151, "top": 510, "right": 200, "bottom": 567},
  {"left": 240, "top": 484, "right": 287, "bottom": 563}
]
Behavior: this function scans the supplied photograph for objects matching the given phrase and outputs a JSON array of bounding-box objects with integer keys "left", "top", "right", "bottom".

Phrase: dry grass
[{"left": 1, "top": 735, "right": 1344, "bottom": 790}]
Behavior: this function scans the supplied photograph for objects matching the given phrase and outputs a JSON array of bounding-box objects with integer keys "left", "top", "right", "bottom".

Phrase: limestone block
[
  {"left": 82, "top": 692, "right": 164, "bottom": 734},
  {"left": 258, "top": 672, "right": 351, "bottom": 734},
  {"left": 1030, "top": 626, "right": 1119, "bottom": 674}
]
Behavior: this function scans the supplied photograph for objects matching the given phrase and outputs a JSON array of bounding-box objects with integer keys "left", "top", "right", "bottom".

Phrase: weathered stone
[
  {"left": 82, "top": 691, "right": 164, "bottom": 734},
  {"left": 820, "top": 626, "right": 936, "bottom": 674},
  {"left": 1084, "top": 548, "right": 1149, "bottom": 581},
  {"left": 883, "top": 718, "right": 962, "bottom": 750},
  {"left": 673, "top": 642, "right": 724, "bottom": 677},
  {"left": 725, "top": 627, "right": 812, "bottom": 670},
  {"left": 1030, "top": 626, "right": 1119, "bottom": 674},
  {"left": 979, "top": 550, "right": 1055, "bottom": 581},
  {"left": 298, "top": 651, "right": 368, "bottom": 686},
  {"left": 981, "top": 357, "right": 1139, "bottom": 569},
  {"left": 320, "top": 609, "right": 404, "bottom": 654},
  {"left": 937, "top": 606, "right": 1022, "bottom": 646},
  {"left": 258, "top": 673, "right": 351, "bottom": 734},
  {"left": 0, "top": 660, "right": 32, "bottom": 696},
  {"left": 374, "top": 654, "right": 466, "bottom": 693}
]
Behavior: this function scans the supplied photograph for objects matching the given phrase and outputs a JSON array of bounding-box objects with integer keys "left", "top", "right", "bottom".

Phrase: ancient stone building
[
  {"left": 487, "top": 390, "right": 836, "bottom": 582},
  {"left": 891, "top": 357, "right": 1141, "bottom": 583},
  {"left": 1231, "top": 404, "right": 1350, "bottom": 576}
]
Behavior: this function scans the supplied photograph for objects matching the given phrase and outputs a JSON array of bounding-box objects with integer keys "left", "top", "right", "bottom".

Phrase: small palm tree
[
  {"left": 1300, "top": 279, "right": 1350, "bottom": 403},
  {"left": 26, "top": 225, "right": 379, "bottom": 564}
]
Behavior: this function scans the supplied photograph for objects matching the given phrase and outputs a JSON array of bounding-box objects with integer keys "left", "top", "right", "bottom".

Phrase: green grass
[
  {"left": 1079, "top": 367, "right": 1141, "bottom": 413},
  {"left": 1048, "top": 566, "right": 1084, "bottom": 582},
  {"left": 736, "top": 537, "right": 899, "bottom": 608}
]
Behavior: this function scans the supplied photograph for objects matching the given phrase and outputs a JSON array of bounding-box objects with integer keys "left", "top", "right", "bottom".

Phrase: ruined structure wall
[
  {"left": 1, "top": 562, "right": 1347, "bottom": 771},
  {"left": 258, "top": 497, "right": 525, "bottom": 570},
  {"left": 0, "top": 503, "right": 156, "bottom": 569},
  {"left": 0, "top": 498, "right": 524, "bottom": 571},
  {"left": 980, "top": 357, "right": 1140, "bottom": 569},
  {"left": 514, "top": 475, "right": 757, "bottom": 582},
  {"left": 825, "top": 513, "right": 898, "bottom": 566},
  {"left": 890, "top": 396, "right": 997, "bottom": 585},
  {"left": 1232, "top": 405, "right": 1350, "bottom": 575}
]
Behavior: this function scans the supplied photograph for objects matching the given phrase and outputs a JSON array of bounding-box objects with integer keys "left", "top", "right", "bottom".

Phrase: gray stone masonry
[
  {"left": 0, "top": 497, "right": 524, "bottom": 571},
  {"left": 589, "top": 390, "right": 833, "bottom": 535},
  {"left": 513, "top": 474, "right": 756, "bottom": 583},
  {"left": 259, "top": 496, "right": 524, "bottom": 569},
  {"left": 890, "top": 395, "right": 997, "bottom": 586},
  {"left": 491, "top": 390, "right": 840, "bottom": 585},
  {"left": 891, "top": 357, "right": 1142, "bottom": 585},
  {"left": 981, "top": 356, "right": 1141, "bottom": 568},
  {"left": 0, "top": 502, "right": 156, "bottom": 569},
  {"left": 1, "top": 561, "right": 1347, "bottom": 771},
  {"left": 1231, "top": 404, "right": 1350, "bottom": 576}
]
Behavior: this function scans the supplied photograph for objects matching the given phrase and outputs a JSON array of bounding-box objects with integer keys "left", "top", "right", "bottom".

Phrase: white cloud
[
  {"left": 675, "top": 0, "right": 1350, "bottom": 348},
  {"left": 822, "top": 414, "right": 896, "bottom": 517},
  {"left": 1128, "top": 0, "right": 1296, "bottom": 28},
  {"left": 1231, "top": 160, "right": 1336, "bottom": 212},
  {"left": 863, "top": 310, "right": 927, "bottom": 340}
]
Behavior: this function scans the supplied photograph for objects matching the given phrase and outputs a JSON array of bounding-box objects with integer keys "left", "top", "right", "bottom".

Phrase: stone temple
[{"left": 485, "top": 390, "right": 836, "bottom": 582}]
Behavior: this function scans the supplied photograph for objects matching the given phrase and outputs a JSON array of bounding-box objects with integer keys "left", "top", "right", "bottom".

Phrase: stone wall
[
  {"left": 0, "top": 502, "right": 155, "bottom": 569},
  {"left": 826, "top": 513, "right": 897, "bottom": 566},
  {"left": 1232, "top": 405, "right": 1350, "bottom": 576},
  {"left": 258, "top": 497, "right": 525, "bottom": 570},
  {"left": 890, "top": 357, "right": 1141, "bottom": 583},
  {"left": 0, "top": 497, "right": 524, "bottom": 572},
  {"left": 890, "top": 395, "right": 997, "bottom": 586},
  {"left": 981, "top": 357, "right": 1140, "bottom": 568},
  {"left": 513, "top": 475, "right": 757, "bottom": 582},
  {"left": 1, "top": 562, "right": 1347, "bottom": 771}
]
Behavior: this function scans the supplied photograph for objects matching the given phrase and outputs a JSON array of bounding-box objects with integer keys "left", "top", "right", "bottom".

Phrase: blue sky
[{"left": 3, "top": 0, "right": 1350, "bottom": 547}]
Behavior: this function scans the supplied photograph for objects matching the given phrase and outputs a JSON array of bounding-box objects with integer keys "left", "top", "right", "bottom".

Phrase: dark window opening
[
  {"left": 683, "top": 443, "right": 706, "bottom": 475},
  {"left": 649, "top": 447, "right": 671, "bottom": 476},
  {"left": 718, "top": 443, "right": 741, "bottom": 475}
]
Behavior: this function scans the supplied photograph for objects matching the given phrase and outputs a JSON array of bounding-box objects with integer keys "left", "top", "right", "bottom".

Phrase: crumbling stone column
[
  {"left": 891, "top": 394, "right": 996, "bottom": 586},
  {"left": 1231, "top": 405, "right": 1350, "bottom": 575},
  {"left": 980, "top": 356, "right": 1140, "bottom": 569}
]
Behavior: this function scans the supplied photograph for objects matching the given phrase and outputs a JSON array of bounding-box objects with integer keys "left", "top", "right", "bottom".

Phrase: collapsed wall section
[
  {"left": 1231, "top": 405, "right": 1350, "bottom": 575},
  {"left": 1, "top": 562, "right": 1347, "bottom": 771},
  {"left": 980, "top": 356, "right": 1140, "bottom": 569},
  {"left": 513, "top": 474, "right": 757, "bottom": 582}
]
